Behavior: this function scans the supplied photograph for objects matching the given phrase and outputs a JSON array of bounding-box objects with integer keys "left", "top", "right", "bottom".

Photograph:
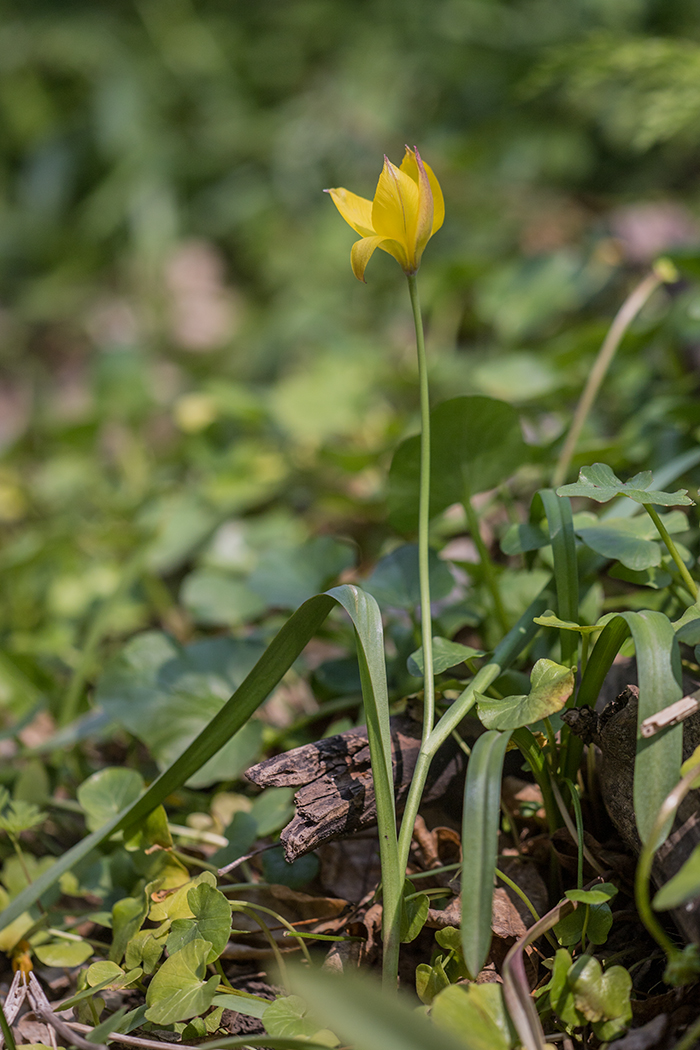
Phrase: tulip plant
[{"left": 4, "top": 148, "right": 700, "bottom": 1050}]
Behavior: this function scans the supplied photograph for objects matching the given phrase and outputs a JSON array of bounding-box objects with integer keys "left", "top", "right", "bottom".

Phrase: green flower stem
[
  {"left": 552, "top": 269, "right": 663, "bottom": 489},
  {"left": 463, "top": 496, "right": 509, "bottom": 634},
  {"left": 645, "top": 504, "right": 698, "bottom": 601},
  {"left": 395, "top": 592, "right": 549, "bottom": 883},
  {"left": 407, "top": 273, "right": 435, "bottom": 743}
]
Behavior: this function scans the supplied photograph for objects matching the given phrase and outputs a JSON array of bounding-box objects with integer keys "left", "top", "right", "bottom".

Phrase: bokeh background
[{"left": 3, "top": 0, "right": 700, "bottom": 720}]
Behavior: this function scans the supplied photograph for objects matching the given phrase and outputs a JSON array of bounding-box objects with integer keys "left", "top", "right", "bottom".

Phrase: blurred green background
[{"left": 2, "top": 0, "right": 700, "bottom": 722}]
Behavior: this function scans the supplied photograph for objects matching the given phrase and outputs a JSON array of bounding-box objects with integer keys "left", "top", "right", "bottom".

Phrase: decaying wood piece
[
  {"left": 563, "top": 685, "right": 700, "bottom": 945},
  {"left": 246, "top": 714, "right": 468, "bottom": 861}
]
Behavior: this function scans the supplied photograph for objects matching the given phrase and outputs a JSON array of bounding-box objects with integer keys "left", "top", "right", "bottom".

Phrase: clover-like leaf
[
  {"left": 557, "top": 463, "right": 693, "bottom": 507},
  {"left": 555, "top": 902, "right": 613, "bottom": 946},
  {"left": 407, "top": 637, "right": 486, "bottom": 677},
  {"left": 144, "top": 938, "right": 220, "bottom": 1025},
  {"left": 476, "top": 658, "right": 575, "bottom": 731},
  {"left": 166, "top": 882, "right": 232, "bottom": 963},
  {"left": 568, "top": 955, "right": 632, "bottom": 1028}
]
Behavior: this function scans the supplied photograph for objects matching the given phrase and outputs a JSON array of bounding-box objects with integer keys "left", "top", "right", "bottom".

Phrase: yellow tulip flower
[{"left": 326, "top": 147, "right": 444, "bottom": 282}]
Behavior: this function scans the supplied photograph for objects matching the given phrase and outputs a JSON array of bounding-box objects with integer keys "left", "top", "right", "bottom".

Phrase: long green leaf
[
  {"left": 0, "top": 586, "right": 393, "bottom": 934},
  {"left": 326, "top": 586, "right": 399, "bottom": 969},
  {"left": 573, "top": 610, "right": 682, "bottom": 844},
  {"left": 535, "top": 490, "right": 578, "bottom": 667},
  {"left": 461, "top": 730, "right": 512, "bottom": 977}
]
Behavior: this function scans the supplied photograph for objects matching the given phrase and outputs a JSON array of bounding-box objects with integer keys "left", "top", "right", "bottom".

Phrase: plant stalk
[
  {"left": 552, "top": 270, "right": 663, "bottom": 489},
  {"left": 407, "top": 273, "right": 435, "bottom": 744},
  {"left": 645, "top": 504, "right": 698, "bottom": 601}
]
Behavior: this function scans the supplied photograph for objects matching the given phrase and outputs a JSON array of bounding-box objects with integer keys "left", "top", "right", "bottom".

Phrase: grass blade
[
  {"left": 0, "top": 587, "right": 392, "bottom": 934},
  {"left": 461, "top": 729, "right": 512, "bottom": 978}
]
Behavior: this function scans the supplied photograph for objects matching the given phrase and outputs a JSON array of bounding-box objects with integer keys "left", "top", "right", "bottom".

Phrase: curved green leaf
[
  {"left": 145, "top": 938, "right": 220, "bottom": 1024},
  {"left": 476, "top": 658, "right": 574, "bottom": 731},
  {"left": 0, "top": 586, "right": 393, "bottom": 935},
  {"left": 461, "top": 730, "right": 512, "bottom": 978},
  {"left": 653, "top": 844, "right": 700, "bottom": 910},
  {"left": 575, "top": 610, "right": 683, "bottom": 844},
  {"left": 535, "top": 490, "right": 578, "bottom": 667}
]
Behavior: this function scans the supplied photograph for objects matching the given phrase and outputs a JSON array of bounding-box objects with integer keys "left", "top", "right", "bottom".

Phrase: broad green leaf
[
  {"left": 565, "top": 884, "right": 617, "bottom": 905},
  {"left": 145, "top": 938, "right": 220, "bottom": 1025},
  {"left": 181, "top": 570, "right": 266, "bottom": 627},
  {"left": 364, "top": 544, "right": 454, "bottom": 611},
  {"left": 77, "top": 768, "right": 144, "bottom": 833},
  {"left": 407, "top": 637, "right": 485, "bottom": 677},
  {"left": 124, "top": 929, "right": 166, "bottom": 974},
  {"left": 149, "top": 871, "right": 217, "bottom": 923},
  {"left": 95, "top": 632, "right": 267, "bottom": 787},
  {"left": 288, "top": 965, "right": 470, "bottom": 1050},
  {"left": 431, "top": 983, "right": 516, "bottom": 1050},
  {"left": 85, "top": 962, "right": 142, "bottom": 990},
  {"left": 653, "top": 844, "right": 700, "bottom": 910},
  {"left": 248, "top": 536, "right": 355, "bottom": 610},
  {"left": 461, "top": 730, "right": 512, "bottom": 977},
  {"left": 568, "top": 955, "right": 632, "bottom": 1028},
  {"left": 263, "top": 995, "right": 336, "bottom": 1043},
  {"left": 388, "top": 397, "right": 530, "bottom": 533},
  {"left": 166, "top": 882, "right": 232, "bottom": 963},
  {"left": 34, "top": 939, "right": 94, "bottom": 967},
  {"left": 554, "top": 902, "right": 613, "bottom": 946},
  {"left": 557, "top": 463, "right": 693, "bottom": 507},
  {"left": 476, "top": 658, "right": 574, "bottom": 731},
  {"left": 574, "top": 511, "right": 688, "bottom": 571}
]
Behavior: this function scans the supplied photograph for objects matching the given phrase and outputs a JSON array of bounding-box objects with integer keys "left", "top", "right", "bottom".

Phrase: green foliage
[
  {"left": 144, "top": 939, "right": 220, "bottom": 1025},
  {"left": 476, "top": 659, "right": 575, "bottom": 731},
  {"left": 557, "top": 463, "right": 694, "bottom": 507}
]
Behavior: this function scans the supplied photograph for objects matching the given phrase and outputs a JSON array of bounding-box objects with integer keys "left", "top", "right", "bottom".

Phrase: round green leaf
[
  {"left": 364, "top": 544, "right": 454, "bottom": 611},
  {"left": 77, "top": 768, "right": 144, "bottom": 833},
  {"left": 388, "top": 397, "right": 530, "bottom": 533},
  {"left": 407, "top": 637, "right": 486, "bottom": 677},
  {"left": 166, "top": 882, "right": 232, "bottom": 963},
  {"left": 145, "top": 938, "right": 220, "bottom": 1025},
  {"left": 34, "top": 939, "right": 94, "bottom": 967}
]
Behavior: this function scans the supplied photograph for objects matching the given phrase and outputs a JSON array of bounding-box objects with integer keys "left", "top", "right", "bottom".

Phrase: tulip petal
[
  {"left": 371, "top": 157, "right": 419, "bottom": 257},
  {"left": 350, "top": 235, "right": 408, "bottom": 282},
  {"left": 401, "top": 148, "right": 444, "bottom": 236},
  {"left": 326, "top": 187, "right": 375, "bottom": 237},
  {"left": 408, "top": 148, "right": 434, "bottom": 261}
]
